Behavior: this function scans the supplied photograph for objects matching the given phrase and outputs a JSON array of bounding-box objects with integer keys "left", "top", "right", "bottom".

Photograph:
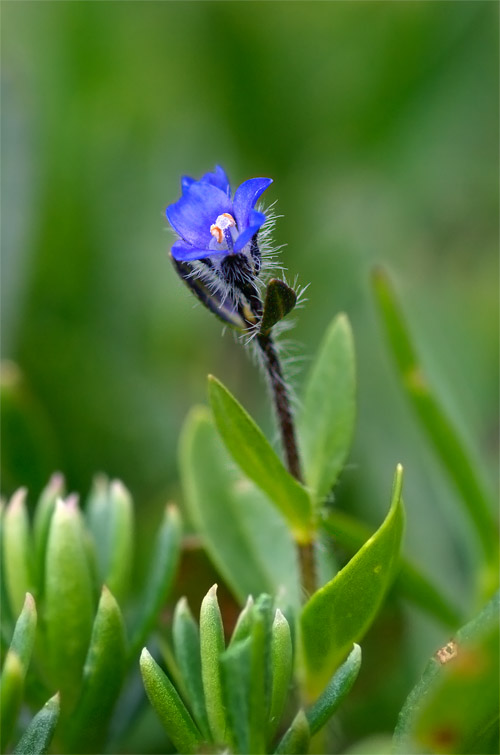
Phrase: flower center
[{"left": 210, "top": 213, "right": 236, "bottom": 247}]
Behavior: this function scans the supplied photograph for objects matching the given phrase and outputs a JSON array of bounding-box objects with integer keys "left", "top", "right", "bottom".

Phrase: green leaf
[
  {"left": 85, "top": 477, "right": 134, "bottom": 602},
  {"left": 306, "top": 643, "right": 361, "bottom": 735},
  {"left": 301, "top": 465, "right": 405, "bottom": 695},
  {"left": 248, "top": 610, "right": 269, "bottom": 755},
  {"left": 106, "top": 480, "right": 134, "bottom": 601},
  {"left": 269, "top": 609, "right": 293, "bottom": 739},
  {"left": 199, "top": 585, "right": 227, "bottom": 743},
  {"left": 299, "top": 313, "right": 356, "bottom": 500},
  {"left": 33, "top": 473, "right": 65, "bottom": 598},
  {"left": 172, "top": 597, "right": 211, "bottom": 740},
  {"left": 0, "top": 651, "right": 24, "bottom": 751},
  {"left": 372, "top": 268, "right": 497, "bottom": 571},
  {"left": 222, "top": 597, "right": 275, "bottom": 754},
  {"left": 230, "top": 596, "right": 255, "bottom": 645},
  {"left": 208, "top": 376, "right": 314, "bottom": 540},
  {"left": 66, "top": 586, "right": 127, "bottom": 753},
  {"left": 394, "top": 591, "right": 499, "bottom": 755},
  {"left": 9, "top": 592, "right": 37, "bottom": 673},
  {"left": 140, "top": 648, "right": 202, "bottom": 754},
  {"left": 84, "top": 476, "right": 109, "bottom": 571},
  {"left": 44, "top": 498, "right": 95, "bottom": 711},
  {"left": 0, "top": 594, "right": 37, "bottom": 749},
  {"left": 275, "top": 709, "right": 311, "bottom": 754},
  {"left": 13, "top": 693, "right": 60, "bottom": 755},
  {"left": 130, "top": 504, "right": 181, "bottom": 657},
  {"left": 220, "top": 638, "right": 252, "bottom": 754},
  {"left": 0, "top": 501, "right": 14, "bottom": 633},
  {"left": 260, "top": 279, "right": 297, "bottom": 336},
  {"left": 180, "top": 407, "right": 300, "bottom": 606},
  {"left": 321, "top": 510, "right": 462, "bottom": 629},
  {"left": 3, "top": 488, "right": 33, "bottom": 618}
]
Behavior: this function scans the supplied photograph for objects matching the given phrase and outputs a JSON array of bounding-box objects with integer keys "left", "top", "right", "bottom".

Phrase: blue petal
[
  {"left": 234, "top": 210, "right": 266, "bottom": 252},
  {"left": 166, "top": 182, "right": 233, "bottom": 247},
  {"left": 200, "top": 165, "right": 231, "bottom": 195},
  {"left": 233, "top": 177, "right": 273, "bottom": 230},
  {"left": 181, "top": 175, "right": 195, "bottom": 193},
  {"left": 181, "top": 166, "right": 230, "bottom": 195},
  {"left": 171, "top": 239, "right": 227, "bottom": 262}
]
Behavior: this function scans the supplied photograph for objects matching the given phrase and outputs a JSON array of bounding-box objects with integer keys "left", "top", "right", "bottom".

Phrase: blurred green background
[{"left": 1, "top": 0, "right": 498, "bottom": 744}]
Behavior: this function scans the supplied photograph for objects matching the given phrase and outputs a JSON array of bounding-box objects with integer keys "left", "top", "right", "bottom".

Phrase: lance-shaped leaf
[
  {"left": 321, "top": 509, "right": 462, "bottom": 629},
  {"left": 44, "top": 498, "right": 95, "bottom": 710},
  {"left": 394, "top": 591, "right": 499, "bottom": 755},
  {"left": 13, "top": 692, "right": 60, "bottom": 755},
  {"left": 140, "top": 648, "right": 202, "bottom": 754},
  {"left": 220, "top": 637, "right": 252, "bottom": 754},
  {"left": 229, "top": 596, "right": 255, "bottom": 646},
  {"left": 180, "top": 407, "right": 300, "bottom": 606},
  {"left": 84, "top": 476, "right": 108, "bottom": 570},
  {"left": 172, "top": 597, "right": 210, "bottom": 740},
  {"left": 299, "top": 313, "right": 356, "bottom": 501},
  {"left": 200, "top": 585, "right": 227, "bottom": 743},
  {"left": 9, "top": 592, "right": 37, "bottom": 673},
  {"left": 306, "top": 643, "right": 361, "bottom": 735},
  {"left": 301, "top": 465, "right": 405, "bottom": 695},
  {"left": 171, "top": 256, "right": 246, "bottom": 330},
  {"left": 208, "top": 376, "right": 314, "bottom": 541},
  {"left": 260, "top": 279, "right": 297, "bottom": 336},
  {"left": 85, "top": 478, "right": 134, "bottom": 602},
  {"left": 0, "top": 592, "right": 38, "bottom": 748},
  {"left": 373, "top": 268, "right": 497, "bottom": 569},
  {"left": 0, "top": 651, "right": 24, "bottom": 751},
  {"left": 3, "top": 488, "right": 32, "bottom": 618},
  {"left": 275, "top": 709, "right": 310, "bottom": 754},
  {"left": 65, "top": 586, "right": 127, "bottom": 753},
  {"left": 130, "top": 504, "right": 181, "bottom": 657},
  {"left": 269, "top": 609, "right": 293, "bottom": 740},
  {"left": 33, "top": 473, "right": 65, "bottom": 597}
]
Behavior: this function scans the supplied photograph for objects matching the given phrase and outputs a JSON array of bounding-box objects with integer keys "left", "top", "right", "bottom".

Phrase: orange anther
[{"left": 210, "top": 224, "right": 223, "bottom": 243}]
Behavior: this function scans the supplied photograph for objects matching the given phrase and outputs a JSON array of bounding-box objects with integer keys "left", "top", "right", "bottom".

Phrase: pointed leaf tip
[
  {"left": 301, "top": 467, "right": 404, "bottom": 694},
  {"left": 140, "top": 648, "right": 201, "bottom": 754},
  {"left": 8, "top": 488, "right": 28, "bottom": 510},
  {"left": 200, "top": 582, "right": 226, "bottom": 741},
  {"left": 306, "top": 643, "right": 362, "bottom": 735}
]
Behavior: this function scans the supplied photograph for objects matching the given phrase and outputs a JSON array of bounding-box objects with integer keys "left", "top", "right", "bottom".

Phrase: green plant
[{"left": 0, "top": 477, "right": 181, "bottom": 753}]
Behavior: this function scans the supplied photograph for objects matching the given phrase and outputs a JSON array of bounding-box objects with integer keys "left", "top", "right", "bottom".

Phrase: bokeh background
[{"left": 2, "top": 1, "right": 498, "bottom": 748}]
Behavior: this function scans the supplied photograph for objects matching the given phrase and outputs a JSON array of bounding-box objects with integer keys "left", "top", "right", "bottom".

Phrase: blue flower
[{"left": 166, "top": 166, "right": 273, "bottom": 262}]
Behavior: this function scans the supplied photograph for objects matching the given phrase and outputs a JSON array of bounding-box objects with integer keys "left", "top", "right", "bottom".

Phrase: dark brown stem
[
  {"left": 257, "top": 334, "right": 302, "bottom": 480},
  {"left": 256, "top": 333, "right": 316, "bottom": 597}
]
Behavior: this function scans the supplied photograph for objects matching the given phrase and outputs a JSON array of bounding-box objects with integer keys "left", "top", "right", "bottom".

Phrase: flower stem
[
  {"left": 256, "top": 333, "right": 316, "bottom": 597},
  {"left": 256, "top": 334, "right": 301, "bottom": 480}
]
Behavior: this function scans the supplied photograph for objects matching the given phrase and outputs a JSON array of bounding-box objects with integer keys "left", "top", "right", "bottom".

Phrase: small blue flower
[{"left": 166, "top": 166, "right": 273, "bottom": 262}]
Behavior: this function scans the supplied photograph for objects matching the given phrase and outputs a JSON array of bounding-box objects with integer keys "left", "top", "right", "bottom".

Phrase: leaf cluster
[{"left": 0, "top": 478, "right": 182, "bottom": 753}]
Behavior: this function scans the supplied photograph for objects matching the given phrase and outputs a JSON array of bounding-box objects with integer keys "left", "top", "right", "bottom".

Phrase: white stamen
[{"left": 210, "top": 212, "right": 236, "bottom": 243}]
